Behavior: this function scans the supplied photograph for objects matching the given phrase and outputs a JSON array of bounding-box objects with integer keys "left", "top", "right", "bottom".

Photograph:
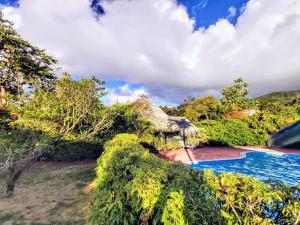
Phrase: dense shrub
[
  {"left": 88, "top": 134, "right": 299, "bottom": 225},
  {"left": 197, "top": 119, "right": 266, "bottom": 147},
  {"left": 0, "top": 128, "right": 51, "bottom": 163},
  {"left": 43, "top": 141, "right": 102, "bottom": 162},
  {"left": 109, "top": 104, "right": 152, "bottom": 136},
  {"left": 245, "top": 109, "right": 300, "bottom": 136},
  {"left": 204, "top": 172, "right": 300, "bottom": 225},
  {"left": 88, "top": 134, "right": 223, "bottom": 225}
]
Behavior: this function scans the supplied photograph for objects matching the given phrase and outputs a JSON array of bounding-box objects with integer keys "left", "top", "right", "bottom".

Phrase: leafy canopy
[
  {"left": 220, "top": 77, "right": 256, "bottom": 112},
  {"left": 8, "top": 74, "right": 111, "bottom": 142},
  {"left": 0, "top": 12, "right": 57, "bottom": 95},
  {"left": 183, "top": 96, "right": 218, "bottom": 122},
  {"left": 89, "top": 133, "right": 300, "bottom": 225}
]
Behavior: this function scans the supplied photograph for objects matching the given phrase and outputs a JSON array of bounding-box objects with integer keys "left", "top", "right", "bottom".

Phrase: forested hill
[{"left": 256, "top": 90, "right": 300, "bottom": 106}]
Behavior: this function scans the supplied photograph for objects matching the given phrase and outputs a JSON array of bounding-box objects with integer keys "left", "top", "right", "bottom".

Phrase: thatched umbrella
[
  {"left": 132, "top": 96, "right": 199, "bottom": 140},
  {"left": 169, "top": 116, "right": 199, "bottom": 137}
]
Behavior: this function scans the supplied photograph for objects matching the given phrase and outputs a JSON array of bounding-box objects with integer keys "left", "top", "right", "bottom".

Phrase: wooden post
[
  {"left": 183, "top": 130, "right": 186, "bottom": 147},
  {"left": 0, "top": 86, "right": 6, "bottom": 109}
]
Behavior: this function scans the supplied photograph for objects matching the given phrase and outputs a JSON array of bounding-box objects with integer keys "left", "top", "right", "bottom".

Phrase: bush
[
  {"left": 88, "top": 134, "right": 299, "bottom": 225},
  {"left": 0, "top": 128, "right": 51, "bottom": 163},
  {"left": 43, "top": 141, "right": 102, "bottom": 162},
  {"left": 88, "top": 134, "right": 223, "bottom": 225},
  {"left": 203, "top": 172, "right": 300, "bottom": 225},
  {"left": 197, "top": 119, "right": 266, "bottom": 147},
  {"left": 153, "top": 136, "right": 182, "bottom": 151}
]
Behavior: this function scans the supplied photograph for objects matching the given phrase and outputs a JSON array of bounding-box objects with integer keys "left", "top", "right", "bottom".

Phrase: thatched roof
[
  {"left": 169, "top": 116, "right": 199, "bottom": 137},
  {"left": 132, "top": 96, "right": 199, "bottom": 136}
]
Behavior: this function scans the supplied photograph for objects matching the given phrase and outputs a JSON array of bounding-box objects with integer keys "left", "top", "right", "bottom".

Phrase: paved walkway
[{"left": 158, "top": 147, "right": 300, "bottom": 164}]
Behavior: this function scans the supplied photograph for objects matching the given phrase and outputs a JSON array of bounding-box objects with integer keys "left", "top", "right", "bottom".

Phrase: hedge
[
  {"left": 197, "top": 119, "right": 266, "bottom": 147},
  {"left": 87, "top": 134, "right": 300, "bottom": 225}
]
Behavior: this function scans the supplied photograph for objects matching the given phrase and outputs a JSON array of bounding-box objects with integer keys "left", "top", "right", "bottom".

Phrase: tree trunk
[
  {"left": 4, "top": 155, "right": 36, "bottom": 198},
  {"left": 5, "top": 164, "right": 24, "bottom": 197},
  {"left": 0, "top": 86, "right": 6, "bottom": 109}
]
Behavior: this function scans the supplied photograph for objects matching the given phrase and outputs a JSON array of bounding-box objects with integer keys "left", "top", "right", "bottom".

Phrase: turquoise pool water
[{"left": 192, "top": 152, "right": 300, "bottom": 186}]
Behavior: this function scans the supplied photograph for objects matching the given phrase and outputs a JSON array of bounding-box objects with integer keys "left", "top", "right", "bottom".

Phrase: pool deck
[{"left": 158, "top": 146, "right": 300, "bottom": 164}]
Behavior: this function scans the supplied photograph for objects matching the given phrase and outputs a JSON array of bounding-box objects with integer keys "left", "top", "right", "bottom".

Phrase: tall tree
[
  {"left": 220, "top": 78, "right": 255, "bottom": 113},
  {"left": 0, "top": 12, "right": 57, "bottom": 108}
]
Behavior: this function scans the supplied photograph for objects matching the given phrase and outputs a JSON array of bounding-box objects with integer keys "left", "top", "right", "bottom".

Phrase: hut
[{"left": 132, "top": 96, "right": 199, "bottom": 147}]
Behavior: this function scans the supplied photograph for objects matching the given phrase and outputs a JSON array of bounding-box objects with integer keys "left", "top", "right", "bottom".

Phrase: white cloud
[
  {"left": 227, "top": 6, "right": 237, "bottom": 18},
  {"left": 103, "top": 84, "right": 148, "bottom": 105},
  {"left": 2, "top": 0, "right": 300, "bottom": 103}
]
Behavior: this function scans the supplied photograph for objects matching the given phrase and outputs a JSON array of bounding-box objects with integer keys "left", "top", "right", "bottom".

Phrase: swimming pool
[{"left": 192, "top": 151, "right": 300, "bottom": 186}]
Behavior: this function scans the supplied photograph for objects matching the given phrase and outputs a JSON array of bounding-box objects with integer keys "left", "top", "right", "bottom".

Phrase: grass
[
  {"left": 0, "top": 162, "right": 96, "bottom": 225},
  {"left": 0, "top": 212, "right": 24, "bottom": 225}
]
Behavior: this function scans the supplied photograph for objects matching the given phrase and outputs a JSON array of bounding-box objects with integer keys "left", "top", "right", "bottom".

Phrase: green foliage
[
  {"left": 160, "top": 106, "right": 181, "bottom": 116},
  {"left": 0, "top": 12, "right": 57, "bottom": 95},
  {"left": 0, "top": 127, "right": 52, "bottom": 170},
  {"left": 203, "top": 171, "right": 300, "bottom": 225},
  {"left": 246, "top": 108, "right": 299, "bottom": 135},
  {"left": 220, "top": 78, "right": 257, "bottom": 113},
  {"left": 3, "top": 75, "right": 152, "bottom": 161},
  {"left": 88, "top": 134, "right": 223, "bottom": 225},
  {"left": 256, "top": 90, "right": 300, "bottom": 107},
  {"left": 88, "top": 134, "right": 299, "bottom": 225},
  {"left": 43, "top": 141, "right": 101, "bottom": 162},
  {"left": 183, "top": 96, "right": 219, "bottom": 122},
  {"left": 109, "top": 103, "right": 152, "bottom": 137},
  {"left": 197, "top": 119, "right": 266, "bottom": 146},
  {"left": 2, "top": 74, "right": 113, "bottom": 161},
  {"left": 154, "top": 136, "right": 183, "bottom": 151},
  {"left": 9, "top": 74, "right": 111, "bottom": 142}
]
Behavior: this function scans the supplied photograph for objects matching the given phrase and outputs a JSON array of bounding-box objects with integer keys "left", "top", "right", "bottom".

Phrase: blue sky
[
  {"left": 178, "top": 0, "right": 248, "bottom": 28},
  {"left": 0, "top": 0, "right": 18, "bottom": 7},
  {"left": 1, "top": 0, "right": 300, "bottom": 105}
]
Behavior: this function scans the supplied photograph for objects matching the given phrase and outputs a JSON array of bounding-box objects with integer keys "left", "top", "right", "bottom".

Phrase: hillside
[{"left": 256, "top": 90, "right": 300, "bottom": 106}]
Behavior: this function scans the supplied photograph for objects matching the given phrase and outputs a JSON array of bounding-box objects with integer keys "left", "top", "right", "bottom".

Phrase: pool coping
[
  {"left": 189, "top": 152, "right": 248, "bottom": 165},
  {"left": 158, "top": 146, "right": 300, "bottom": 165}
]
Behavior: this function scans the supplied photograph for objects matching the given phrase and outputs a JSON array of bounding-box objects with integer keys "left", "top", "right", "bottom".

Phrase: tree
[
  {"left": 0, "top": 128, "right": 53, "bottom": 197},
  {"left": 109, "top": 103, "right": 151, "bottom": 137},
  {"left": 1, "top": 75, "right": 112, "bottom": 196},
  {"left": 183, "top": 96, "right": 218, "bottom": 122},
  {"left": 220, "top": 78, "right": 255, "bottom": 113},
  {"left": 160, "top": 106, "right": 181, "bottom": 116},
  {"left": 10, "top": 74, "right": 111, "bottom": 142},
  {"left": 0, "top": 12, "right": 57, "bottom": 108}
]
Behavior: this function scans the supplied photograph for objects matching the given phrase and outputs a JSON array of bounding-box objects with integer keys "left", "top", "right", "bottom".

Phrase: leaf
[{"left": 221, "top": 210, "right": 232, "bottom": 219}]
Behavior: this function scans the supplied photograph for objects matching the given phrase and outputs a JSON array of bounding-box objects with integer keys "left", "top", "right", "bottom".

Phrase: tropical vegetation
[
  {"left": 0, "top": 11, "right": 299, "bottom": 225},
  {"left": 88, "top": 134, "right": 300, "bottom": 225},
  {"left": 162, "top": 79, "right": 300, "bottom": 146}
]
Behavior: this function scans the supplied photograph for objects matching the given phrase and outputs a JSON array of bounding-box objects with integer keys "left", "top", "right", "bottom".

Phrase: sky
[{"left": 1, "top": 0, "right": 300, "bottom": 105}]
